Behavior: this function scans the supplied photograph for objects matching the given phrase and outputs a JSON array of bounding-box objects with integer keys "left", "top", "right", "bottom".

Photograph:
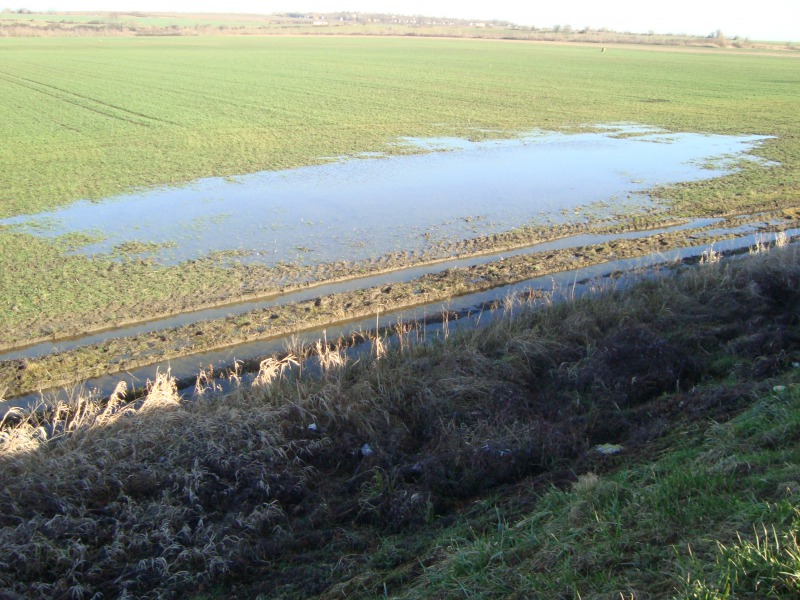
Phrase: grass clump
[
  {"left": 1, "top": 245, "right": 799, "bottom": 597},
  {"left": 681, "top": 523, "right": 800, "bottom": 598}
]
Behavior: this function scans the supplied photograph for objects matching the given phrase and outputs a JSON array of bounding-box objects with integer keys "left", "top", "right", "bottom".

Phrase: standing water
[{"left": 0, "top": 125, "right": 773, "bottom": 268}]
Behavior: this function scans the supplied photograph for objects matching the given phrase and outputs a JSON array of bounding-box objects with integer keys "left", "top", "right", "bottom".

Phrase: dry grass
[{"left": 1, "top": 245, "right": 798, "bottom": 597}]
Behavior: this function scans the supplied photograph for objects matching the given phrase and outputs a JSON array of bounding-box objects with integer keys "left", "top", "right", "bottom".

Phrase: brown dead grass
[{"left": 1, "top": 245, "right": 798, "bottom": 597}]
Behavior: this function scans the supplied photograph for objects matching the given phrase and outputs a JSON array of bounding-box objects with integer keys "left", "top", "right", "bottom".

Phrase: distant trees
[{"left": 710, "top": 29, "right": 728, "bottom": 47}]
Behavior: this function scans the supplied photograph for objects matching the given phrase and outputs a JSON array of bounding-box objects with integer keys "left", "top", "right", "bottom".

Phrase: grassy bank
[
  {"left": 2, "top": 244, "right": 798, "bottom": 598},
  {"left": 1, "top": 36, "right": 799, "bottom": 351}
]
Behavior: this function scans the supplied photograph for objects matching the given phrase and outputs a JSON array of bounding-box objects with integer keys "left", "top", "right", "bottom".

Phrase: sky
[{"left": 9, "top": 1, "right": 800, "bottom": 42}]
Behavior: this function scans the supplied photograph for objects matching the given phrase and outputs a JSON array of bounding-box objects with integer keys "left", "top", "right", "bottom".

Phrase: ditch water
[
  {"left": 2, "top": 229, "right": 796, "bottom": 417},
  {"left": 0, "top": 216, "right": 722, "bottom": 362},
  {"left": 1, "top": 125, "right": 772, "bottom": 268}
]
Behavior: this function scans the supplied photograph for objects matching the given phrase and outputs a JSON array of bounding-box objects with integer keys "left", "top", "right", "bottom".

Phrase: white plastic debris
[
  {"left": 595, "top": 443, "right": 623, "bottom": 455},
  {"left": 360, "top": 443, "right": 373, "bottom": 457},
  {"left": 773, "top": 385, "right": 787, "bottom": 393},
  {"left": 308, "top": 423, "right": 318, "bottom": 431}
]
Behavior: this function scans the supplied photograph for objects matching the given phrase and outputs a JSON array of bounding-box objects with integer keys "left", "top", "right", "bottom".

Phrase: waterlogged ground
[
  {"left": 1, "top": 124, "right": 792, "bottom": 405},
  {"left": 1, "top": 125, "right": 771, "bottom": 268}
]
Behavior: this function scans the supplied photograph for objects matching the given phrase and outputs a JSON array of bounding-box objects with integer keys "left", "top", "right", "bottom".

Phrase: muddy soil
[
  {"left": 0, "top": 208, "right": 786, "bottom": 352},
  {"left": 0, "top": 215, "right": 664, "bottom": 350},
  {"left": 2, "top": 210, "right": 797, "bottom": 400}
]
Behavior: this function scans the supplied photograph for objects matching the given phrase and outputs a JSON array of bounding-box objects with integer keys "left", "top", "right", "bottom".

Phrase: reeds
[{"left": 0, "top": 244, "right": 798, "bottom": 597}]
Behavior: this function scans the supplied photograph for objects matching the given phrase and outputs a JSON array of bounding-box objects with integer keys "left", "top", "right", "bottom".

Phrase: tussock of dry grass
[{"left": 1, "top": 246, "right": 799, "bottom": 597}]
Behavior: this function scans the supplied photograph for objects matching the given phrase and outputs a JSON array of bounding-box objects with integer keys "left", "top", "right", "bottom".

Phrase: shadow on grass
[{"left": 1, "top": 245, "right": 799, "bottom": 598}]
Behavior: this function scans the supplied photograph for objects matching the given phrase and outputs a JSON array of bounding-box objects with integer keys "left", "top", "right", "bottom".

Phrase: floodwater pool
[{"left": 1, "top": 125, "right": 772, "bottom": 267}]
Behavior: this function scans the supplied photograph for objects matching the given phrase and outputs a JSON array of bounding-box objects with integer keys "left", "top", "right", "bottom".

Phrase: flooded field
[
  {"left": 3, "top": 227, "right": 797, "bottom": 416},
  {"left": 1, "top": 126, "right": 771, "bottom": 268},
  {"left": 0, "top": 124, "right": 791, "bottom": 408}
]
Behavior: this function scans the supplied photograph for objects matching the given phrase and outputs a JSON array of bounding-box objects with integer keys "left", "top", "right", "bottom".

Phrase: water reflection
[{"left": 1, "top": 126, "right": 771, "bottom": 267}]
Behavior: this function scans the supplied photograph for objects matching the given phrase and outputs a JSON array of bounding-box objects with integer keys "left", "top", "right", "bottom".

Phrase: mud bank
[{"left": 2, "top": 213, "right": 796, "bottom": 404}]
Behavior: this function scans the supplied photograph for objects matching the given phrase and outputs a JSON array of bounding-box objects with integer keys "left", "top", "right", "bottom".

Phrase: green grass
[
  {"left": 390, "top": 377, "right": 800, "bottom": 597},
  {"left": 391, "top": 382, "right": 800, "bottom": 599},
  {"left": 0, "top": 36, "right": 799, "bottom": 348},
  {"left": 0, "top": 231, "right": 267, "bottom": 343}
]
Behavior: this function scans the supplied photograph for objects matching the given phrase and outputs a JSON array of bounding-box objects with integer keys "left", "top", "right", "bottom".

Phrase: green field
[
  {"left": 2, "top": 36, "right": 799, "bottom": 217},
  {"left": 1, "top": 36, "right": 799, "bottom": 348}
]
